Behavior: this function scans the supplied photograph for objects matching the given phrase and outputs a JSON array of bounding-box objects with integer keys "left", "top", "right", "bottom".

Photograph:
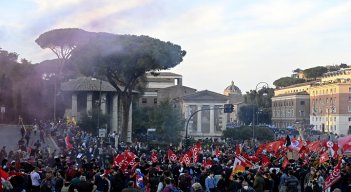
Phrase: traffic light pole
[{"left": 184, "top": 104, "right": 233, "bottom": 150}]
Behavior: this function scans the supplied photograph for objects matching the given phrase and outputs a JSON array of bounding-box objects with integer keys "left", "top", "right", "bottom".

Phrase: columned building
[
  {"left": 61, "top": 77, "right": 133, "bottom": 142},
  {"left": 182, "top": 90, "right": 229, "bottom": 139}
]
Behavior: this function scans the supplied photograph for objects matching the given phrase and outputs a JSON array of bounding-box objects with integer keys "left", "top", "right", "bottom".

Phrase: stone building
[
  {"left": 138, "top": 72, "right": 183, "bottom": 107},
  {"left": 182, "top": 90, "right": 229, "bottom": 139},
  {"left": 272, "top": 91, "right": 310, "bottom": 129},
  {"left": 61, "top": 77, "right": 133, "bottom": 142}
]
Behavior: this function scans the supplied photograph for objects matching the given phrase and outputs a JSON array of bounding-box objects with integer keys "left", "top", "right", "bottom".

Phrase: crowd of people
[{"left": 0, "top": 120, "right": 351, "bottom": 192}]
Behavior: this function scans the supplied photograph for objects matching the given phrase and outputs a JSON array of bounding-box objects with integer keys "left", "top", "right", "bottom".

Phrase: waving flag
[
  {"left": 236, "top": 144, "right": 241, "bottom": 155},
  {"left": 180, "top": 150, "right": 192, "bottom": 166},
  {"left": 255, "top": 144, "right": 265, "bottom": 156},
  {"left": 319, "top": 152, "right": 329, "bottom": 164},
  {"left": 232, "top": 155, "right": 253, "bottom": 173},
  {"left": 261, "top": 155, "right": 271, "bottom": 168},
  {"left": 323, "top": 160, "right": 342, "bottom": 191},
  {"left": 265, "top": 140, "right": 284, "bottom": 152},
  {"left": 168, "top": 149, "right": 178, "bottom": 162}
]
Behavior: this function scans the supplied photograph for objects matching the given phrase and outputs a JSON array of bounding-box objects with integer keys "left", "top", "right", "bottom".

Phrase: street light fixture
[{"left": 252, "top": 82, "right": 269, "bottom": 146}]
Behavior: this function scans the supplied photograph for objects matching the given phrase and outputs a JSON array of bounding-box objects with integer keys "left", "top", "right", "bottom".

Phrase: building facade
[
  {"left": 182, "top": 90, "right": 229, "bottom": 139},
  {"left": 61, "top": 77, "right": 133, "bottom": 142},
  {"left": 138, "top": 72, "right": 183, "bottom": 107},
  {"left": 272, "top": 68, "right": 351, "bottom": 136},
  {"left": 272, "top": 92, "right": 310, "bottom": 129}
]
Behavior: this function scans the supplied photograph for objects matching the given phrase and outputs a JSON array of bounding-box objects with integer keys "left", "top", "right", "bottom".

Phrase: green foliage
[
  {"left": 223, "top": 126, "right": 274, "bottom": 141},
  {"left": 35, "top": 28, "right": 91, "bottom": 59},
  {"left": 340, "top": 63, "right": 348, "bottom": 68},
  {"left": 238, "top": 105, "right": 255, "bottom": 125},
  {"left": 70, "top": 31, "right": 186, "bottom": 141},
  {"left": 132, "top": 100, "right": 185, "bottom": 144},
  {"left": 273, "top": 77, "right": 306, "bottom": 88},
  {"left": 241, "top": 87, "right": 274, "bottom": 125},
  {"left": 78, "top": 108, "right": 110, "bottom": 135},
  {"left": 303, "top": 66, "right": 328, "bottom": 79}
]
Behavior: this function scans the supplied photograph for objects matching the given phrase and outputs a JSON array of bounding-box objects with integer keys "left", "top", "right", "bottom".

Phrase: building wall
[
  {"left": 272, "top": 94, "right": 310, "bottom": 129},
  {"left": 274, "top": 84, "right": 311, "bottom": 96},
  {"left": 182, "top": 101, "right": 227, "bottom": 139},
  {"left": 309, "top": 83, "right": 351, "bottom": 135}
]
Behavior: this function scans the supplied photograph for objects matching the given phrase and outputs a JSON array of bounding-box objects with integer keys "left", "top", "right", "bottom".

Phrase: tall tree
[
  {"left": 70, "top": 32, "right": 186, "bottom": 142},
  {"left": 35, "top": 28, "right": 91, "bottom": 78}
]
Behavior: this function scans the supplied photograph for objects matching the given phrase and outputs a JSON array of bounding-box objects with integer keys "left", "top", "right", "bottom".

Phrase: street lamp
[{"left": 252, "top": 82, "right": 269, "bottom": 146}]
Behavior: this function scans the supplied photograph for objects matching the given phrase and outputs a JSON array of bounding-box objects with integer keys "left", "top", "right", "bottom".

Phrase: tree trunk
[{"left": 120, "top": 93, "right": 132, "bottom": 143}]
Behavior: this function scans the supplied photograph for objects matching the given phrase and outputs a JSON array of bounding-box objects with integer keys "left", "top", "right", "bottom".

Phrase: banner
[
  {"left": 232, "top": 155, "right": 253, "bottom": 173},
  {"left": 168, "top": 149, "right": 178, "bottom": 162},
  {"left": 323, "top": 160, "right": 341, "bottom": 191}
]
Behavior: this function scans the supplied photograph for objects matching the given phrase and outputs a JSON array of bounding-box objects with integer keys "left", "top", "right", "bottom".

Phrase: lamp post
[{"left": 252, "top": 82, "right": 269, "bottom": 146}]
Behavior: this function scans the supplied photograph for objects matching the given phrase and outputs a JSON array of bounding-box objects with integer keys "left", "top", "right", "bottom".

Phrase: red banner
[
  {"left": 323, "top": 160, "right": 341, "bottom": 191},
  {"left": 168, "top": 149, "right": 178, "bottom": 162}
]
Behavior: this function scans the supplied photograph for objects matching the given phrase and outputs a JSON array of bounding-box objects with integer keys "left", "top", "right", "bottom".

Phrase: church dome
[{"left": 224, "top": 81, "right": 242, "bottom": 95}]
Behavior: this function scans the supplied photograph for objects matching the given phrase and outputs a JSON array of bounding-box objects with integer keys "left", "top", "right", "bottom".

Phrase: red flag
[
  {"left": 202, "top": 159, "right": 213, "bottom": 169},
  {"left": 261, "top": 155, "right": 271, "bottom": 168},
  {"left": 168, "top": 149, "right": 178, "bottom": 162},
  {"left": 308, "top": 141, "right": 322, "bottom": 152},
  {"left": 323, "top": 160, "right": 342, "bottom": 191},
  {"left": 255, "top": 144, "right": 265, "bottom": 156},
  {"left": 236, "top": 145, "right": 241, "bottom": 155},
  {"left": 180, "top": 150, "right": 192, "bottom": 166},
  {"left": 0, "top": 168, "right": 9, "bottom": 180},
  {"left": 265, "top": 141, "right": 284, "bottom": 153},
  {"left": 151, "top": 151, "right": 158, "bottom": 163},
  {"left": 191, "top": 144, "right": 201, "bottom": 163},
  {"left": 282, "top": 157, "right": 289, "bottom": 169},
  {"left": 232, "top": 155, "right": 253, "bottom": 173},
  {"left": 288, "top": 139, "right": 303, "bottom": 151},
  {"left": 319, "top": 152, "right": 329, "bottom": 164},
  {"left": 65, "top": 135, "right": 73, "bottom": 150},
  {"left": 113, "top": 153, "right": 126, "bottom": 169},
  {"left": 342, "top": 141, "right": 351, "bottom": 154}
]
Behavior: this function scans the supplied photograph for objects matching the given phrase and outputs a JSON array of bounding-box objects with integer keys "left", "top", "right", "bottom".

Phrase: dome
[{"left": 224, "top": 81, "right": 242, "bottom": 95}]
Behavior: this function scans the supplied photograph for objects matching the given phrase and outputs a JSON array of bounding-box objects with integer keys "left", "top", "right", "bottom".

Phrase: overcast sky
[{"left": 1, "top": 0, "right": 351, "bottom": 94}]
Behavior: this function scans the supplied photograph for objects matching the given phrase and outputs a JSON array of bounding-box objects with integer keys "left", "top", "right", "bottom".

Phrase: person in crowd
[
  {"left": 75, "top": 175, "right": 94, "bottom": 192},
  {"left": 205, "top": 171, "right": 216, "bottom": 192},
  {"left": 30, "top": 167, "right": 41, "bottom": 192}
]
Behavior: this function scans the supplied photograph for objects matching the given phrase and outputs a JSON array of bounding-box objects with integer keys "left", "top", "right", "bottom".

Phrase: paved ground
[{"left": 0, "top": 124, "right": 58, "bottom": 152}]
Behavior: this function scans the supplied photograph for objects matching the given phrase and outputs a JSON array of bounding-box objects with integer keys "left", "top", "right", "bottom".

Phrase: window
[
  {"left": 334, "top": 117, "right": 336, "bottom": 121},
  {"left": 300, "top": 101, "right": 305, "bottom": 105},
  {"left": 349, "top": 87, "right": 351, "bottom": 93},
  {"left": 349, "top": 96, "right": 351, "bottom": 102},
  {"left": 349, "top": 117, "right": 351, "bottom": 122},
  {"left": 142, "top": 98, "right": 147, "bottom": 104},
  {"left": 300, "top": 110, "right": 305, "bottom": 117},
  {"left": 153, "top": 98, "right": 157, "bottom": 104},
  {"left": 349, "top": 105, "right": 351, "bottom": 112}
]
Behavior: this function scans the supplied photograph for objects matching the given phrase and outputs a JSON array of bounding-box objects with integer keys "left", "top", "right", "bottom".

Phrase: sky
[{"left": 1, "top": 0, "right": 351, "bottom": 94}]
